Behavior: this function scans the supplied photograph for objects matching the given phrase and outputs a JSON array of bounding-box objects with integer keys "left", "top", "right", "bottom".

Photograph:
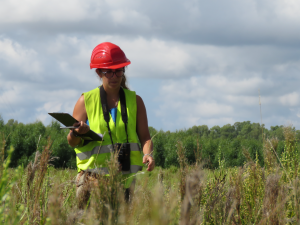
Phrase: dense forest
[{"left": 0, "top": 115, "right": 299, "bottom": 169}]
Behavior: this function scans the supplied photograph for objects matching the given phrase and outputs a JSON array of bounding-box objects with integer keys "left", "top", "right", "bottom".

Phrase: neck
[{"left": 102, "top": 84, "right": 120, "bottom": 98}]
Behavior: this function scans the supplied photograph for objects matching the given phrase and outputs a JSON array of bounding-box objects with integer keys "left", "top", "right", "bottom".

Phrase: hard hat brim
[{"left": 90, "top": 61, "right": 131, "bottom": 70}]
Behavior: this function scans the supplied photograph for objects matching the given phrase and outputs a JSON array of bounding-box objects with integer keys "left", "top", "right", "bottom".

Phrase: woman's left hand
[{"left": 143, "top": 155, "right": 155, "bottom": 172}]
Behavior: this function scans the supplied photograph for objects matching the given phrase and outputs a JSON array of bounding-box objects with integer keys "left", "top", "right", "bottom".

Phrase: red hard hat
[{"left": 90, "top": 42, "right": 131, "bottom": 69}]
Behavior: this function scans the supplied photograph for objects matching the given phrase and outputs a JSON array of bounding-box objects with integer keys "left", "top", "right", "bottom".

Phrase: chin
[{"left": 109, "top": 83, "right": 120, "bottom": 88}]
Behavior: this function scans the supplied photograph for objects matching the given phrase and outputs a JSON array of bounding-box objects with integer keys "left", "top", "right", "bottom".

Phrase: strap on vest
[
  {"left": 100, "top": 86, "right": 114, "bottom": 145},
  {"left": 119, "top": 87, "right": 129, "bottom": 142},
  {"left": 100, "top": 85, "right": 129, "bottom": 144}
]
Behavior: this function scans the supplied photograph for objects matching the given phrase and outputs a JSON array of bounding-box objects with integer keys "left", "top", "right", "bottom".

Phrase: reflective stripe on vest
[
  {"left": 85, "top": 164, "right": 142, "bottom": 174},
  {"left": 76, "top": 143, "right": 140, "bottom": 160}
]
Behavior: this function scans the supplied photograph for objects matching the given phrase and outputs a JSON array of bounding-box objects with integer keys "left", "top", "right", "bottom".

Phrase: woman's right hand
[
  {"left": 68, "top": 121, "right": 90, "bottom": 147},
  {"left": 73, "top": 121, "right": 90, "bottom": 135}
]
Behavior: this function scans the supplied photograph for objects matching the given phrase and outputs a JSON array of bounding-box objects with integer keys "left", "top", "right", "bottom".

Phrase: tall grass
[{"left": 1, "top": 126, "right": 300, "bottom": 224}]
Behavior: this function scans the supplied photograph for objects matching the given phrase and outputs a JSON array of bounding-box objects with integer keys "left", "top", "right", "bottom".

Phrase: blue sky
[{"left": 1, "top": 0, "right": 300, "bottom": 131}]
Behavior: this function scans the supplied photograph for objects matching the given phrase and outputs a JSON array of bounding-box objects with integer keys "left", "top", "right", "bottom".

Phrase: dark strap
[
  {"left": 100, "top": 86, "right": 129, "bottom": 145},
  {"left": 100, "top": 86, "right": 114, "bottom": 145},
  {"left": 119, "top": 87, "right": 129, "bottom": 143}
]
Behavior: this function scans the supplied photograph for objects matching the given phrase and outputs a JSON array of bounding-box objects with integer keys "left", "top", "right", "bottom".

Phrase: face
[{"left": 97, "top": 68, "right": 124, "bottom": 90}]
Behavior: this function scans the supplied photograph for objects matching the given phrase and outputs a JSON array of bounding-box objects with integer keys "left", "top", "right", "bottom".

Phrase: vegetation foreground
[{"left": 1, "top": 126, "right": 300, "bottom": 224}]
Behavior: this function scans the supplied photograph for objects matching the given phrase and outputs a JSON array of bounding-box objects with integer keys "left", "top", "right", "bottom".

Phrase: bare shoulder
[
  {"left": 73, "top": 95, "right": 87, "bottom": 121},
  {"left": 77, "top": 95, "right": 85, "bottom": 104},
  {"left": 74, "top": 95, "right": 85, "bottom": 110},
  {"left": 135, "top": 94, "right": 150, "bottom": 144},
  {"left": 136, "top": 94, "right": 147, "bottom": 118},
  {"left": 136, "top": 94, "right": 145, "bottom": 107}
]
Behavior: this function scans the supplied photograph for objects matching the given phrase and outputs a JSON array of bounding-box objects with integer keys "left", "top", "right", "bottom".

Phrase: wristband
[
  {"left": 144, "top": 153, "right": 153, "bottom": 157},
  {"left": 71, "top": 129, "right": 81, "bottom": 138}
]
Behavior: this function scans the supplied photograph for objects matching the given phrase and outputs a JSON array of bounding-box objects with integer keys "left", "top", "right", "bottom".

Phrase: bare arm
[
  {"left": 136, "top": 95, "right": 155, "bottom": 171},
  {"left": 67, "top": 95, "right": 90, "bottom": 147}
]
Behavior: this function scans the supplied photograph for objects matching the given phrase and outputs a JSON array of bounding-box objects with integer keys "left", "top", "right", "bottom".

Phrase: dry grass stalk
[
  {"left": 242, "top": 147, "right": 253, "bottom": 164},
  {"left": 0, "top": 133, "right": 5, "bottom": 178},
  {"left": 180, "top": 167, "right": 205, "bottom": 225},
  {"left": 290, "top": 177, "right": 300, "bottom": 224},
  {"left": 47, "top": 183, "right": 67, "bottom": 225},
  {"left": 281, "top": 126, "right": 299, "bottom": 181},
  {"left": 4, "top": 124, "right": 300, "bottom": 224},
  {"left": 177, "top": 141, "right": 189, "bottom": 200},
  {"left": 121, "top": 176, "right": 179, "bottom": 225},
  {"left": 283, "top": 125, "right": 297, "bottom": 146},
  {"left": 228, "top": 167, "right": 244, "bottom": 224},
  {"left": 79, "top": 146, "right": 124, "bottom": 224},
  {"left": 205, "top": 173, "right": 227, "bottom": 223},
  {"left": 33, "top": 137, "right": 53, "bottom": 215},
  {"left": 264, "top": 138, "right": 279, "bottom": 171},
  {"left": 24, "top": 137, "right": 54, "bottom": 224},
  {"left": 259, "top": 172, "right": 286, "bottom": 224},
  {"left": 26, "top": 151, "right": 41, "bottom": 189},
  {"left": 193, "top": 138, "right": 202, "bottom": 166},
  {"left": 158, "top": 167, "right": 164, "bottom": 185}
]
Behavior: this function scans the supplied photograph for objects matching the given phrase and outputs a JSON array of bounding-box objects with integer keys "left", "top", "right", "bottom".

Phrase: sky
[{"left": 1, "top": 0, "right": 300, "bottom": 131}]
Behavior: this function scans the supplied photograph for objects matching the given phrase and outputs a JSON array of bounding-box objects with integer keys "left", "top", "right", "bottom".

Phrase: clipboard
[{"left": 48, "top": 112, "right": 103, "bottom": 141}]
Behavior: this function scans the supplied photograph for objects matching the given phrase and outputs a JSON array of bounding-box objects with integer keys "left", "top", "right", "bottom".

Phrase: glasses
[{"left": 101, "top": 69, "right": 124, "bottom": 78}]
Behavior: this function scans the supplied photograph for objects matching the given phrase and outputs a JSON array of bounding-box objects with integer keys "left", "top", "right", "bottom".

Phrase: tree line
[{"left": 0, "top": 115, "right": 299, "bottom": 169}]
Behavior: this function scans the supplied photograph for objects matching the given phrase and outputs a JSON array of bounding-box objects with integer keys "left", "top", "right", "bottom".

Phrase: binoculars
[{"left": 115, "top": 143, "right": 131, "bottom": 171}]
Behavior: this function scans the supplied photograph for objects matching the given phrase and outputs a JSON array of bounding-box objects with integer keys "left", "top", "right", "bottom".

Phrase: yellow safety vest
[{"left": 74, "top": 86, "right": 143, "bottom": 188}]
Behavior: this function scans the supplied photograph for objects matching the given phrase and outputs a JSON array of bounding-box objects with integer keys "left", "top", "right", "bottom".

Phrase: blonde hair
[{"left": 95, "top": 68, "right": 129, "bottom": 90}]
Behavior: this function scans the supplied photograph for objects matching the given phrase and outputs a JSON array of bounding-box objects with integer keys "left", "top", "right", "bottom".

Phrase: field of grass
[{"left": 1, "top": 126, "right": 300, "bottom": 224}]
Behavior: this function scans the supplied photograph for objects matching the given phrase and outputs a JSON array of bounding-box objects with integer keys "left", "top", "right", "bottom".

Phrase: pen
[{"left": 60, "top": 126, "right": 80, "bottom": 129}]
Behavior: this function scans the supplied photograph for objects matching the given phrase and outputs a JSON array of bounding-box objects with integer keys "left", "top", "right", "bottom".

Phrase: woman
[{"left": 67, "top": 42, "right": 155, "bottom": 207}]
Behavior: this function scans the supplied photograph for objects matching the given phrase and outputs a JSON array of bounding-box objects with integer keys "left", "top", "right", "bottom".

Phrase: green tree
[
  {"left": 269, "top": 125, "right": 284, "bottom": 140},
  {"left": 183, "top": 136, "right": 196, "bottom": 164},
  {"left": 209, "top": 126, "right": 221, "bottom": 139},
  {"left": 220, "top": 124, "right": 236, "bottom": 139},
  {"left": 151, "top": 129, "right": 167, "bottom": 168},
  {"left": 248, "top": 123, "right": 262, "bottom": 140},
  {"left": 234, "top": 122, "right": 243, "bottom": 134},
  {"left": 0, "top": 115, "right": 4, "bottom": 129},
  {"left": 240, "top": 122, "right": 252, "bottom": 138},
  {"left": 198, "top": 125, "right": 209, "bottom": 138}
]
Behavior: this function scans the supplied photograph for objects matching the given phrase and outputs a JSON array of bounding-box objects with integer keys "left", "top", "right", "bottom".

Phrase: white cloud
[
  {"left": 206, "top": 76, "right": 264, "bottom": 95},
  {"left": 123, "top": 38, "right": 192, "bottom": 77},
  {"left": 224, "top": 95, "right": 258, "bottom": 106},
  {"left": 0, "top": 38, "right": 42, "bottom": 77},
  {"left": 273, "top": 0, "right": 300, "bottom": 20},
  {"left": 154, "top": 76, "right": 243, "bottom": 129},
  {"left": 0, "top": 0, "right": 96, "bottom": 23},
  {"left": 110, "top": 9, "right": 151, "bottom": 29},
  {"left": 104, "top": 0, "right": 139, "bottom": 8},
  {"left": 153, "top": 74, "right": 300, "bottom": 130},
  {"left": 1, "top": 0, "right": 300, "bottom": 131},
  {"left": 38, "top": 102, "right": 62, "bottom": 113},
  {"left": 1, "top": 33, "right": 300, "bottom": 130},
  {"left": 279, "top": 92, "right": 299, "bottom": 106}
]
